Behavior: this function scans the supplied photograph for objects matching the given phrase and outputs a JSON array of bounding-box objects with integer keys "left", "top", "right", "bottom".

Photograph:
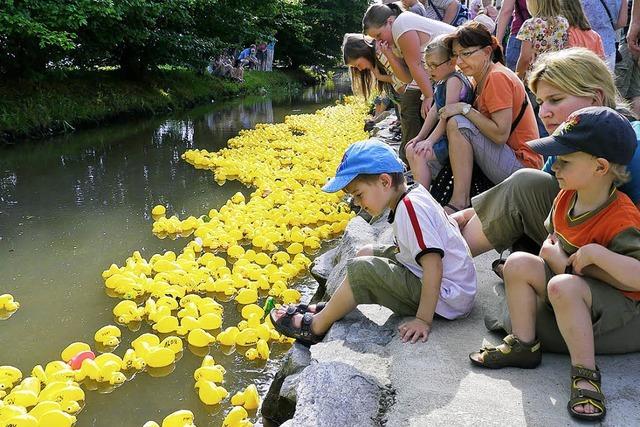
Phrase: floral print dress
[{"left": 516, "top": 16, "right": 569, "bottom": 80}]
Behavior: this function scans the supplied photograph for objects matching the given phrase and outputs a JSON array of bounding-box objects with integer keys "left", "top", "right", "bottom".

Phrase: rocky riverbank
[{"left": 261, "top": 115, "right": 640, "bottom": 426}]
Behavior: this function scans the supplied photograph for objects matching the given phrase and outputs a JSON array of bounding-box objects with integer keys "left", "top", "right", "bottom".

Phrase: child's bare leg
[
  {"left": 470, "top": 252, "right": 546, "bottom": 364},
  {"left": 457, "top": 211, "right": 494, "bottom": 257},
  {"left": 406, "top": 144, "right": 432, "bottom": 189},
  {"left": 446, "top": 118, "right": 473, "bottom": 211},
  {"left": 547, "top": 275, "right": 599, "bottom": 415},
  {"left": 503, "top": 252, "right": 548, "bottom": 343}
]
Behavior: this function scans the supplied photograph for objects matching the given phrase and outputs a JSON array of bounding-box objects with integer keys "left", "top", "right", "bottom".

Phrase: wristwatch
[{"left": 461, "top": 103, "right": 471, "bottom": 116}]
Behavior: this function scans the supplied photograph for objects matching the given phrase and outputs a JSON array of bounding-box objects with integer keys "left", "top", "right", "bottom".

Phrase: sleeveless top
[{"left": 391, "top": 12, "right": 455, "bottom": 57}]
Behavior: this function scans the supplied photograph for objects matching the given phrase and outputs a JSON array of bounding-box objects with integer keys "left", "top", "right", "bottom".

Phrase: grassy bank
[{"left": 0, "top": 69, "right": 302, "bottom": 144}]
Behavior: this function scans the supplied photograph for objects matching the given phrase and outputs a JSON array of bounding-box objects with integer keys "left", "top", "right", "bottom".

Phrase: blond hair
[
  {"left": 424, "top": 35, "right": 451, "bottom": 62},
  {"left": 609, "top": 163, "right": 631, "bottom": 187},
  {"left": 526, "top": 0, "right": 564, "bottom": 18},
  {"left": 528, "top": 48, "right": 621, "bottom": 109}
]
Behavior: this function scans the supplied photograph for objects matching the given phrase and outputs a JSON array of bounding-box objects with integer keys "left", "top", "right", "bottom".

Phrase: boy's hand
[
  {"left": 438, "top": 102, "right": 466, "bottom": 120},
  {"left": 539, "top": 233, "right": 569, "bottom": 274},
  {"left": 568, "top": 243, "right": 603, "bottom": 275},
  {"left": 398, "top": 318, "right": 431, "bottom": 343}
]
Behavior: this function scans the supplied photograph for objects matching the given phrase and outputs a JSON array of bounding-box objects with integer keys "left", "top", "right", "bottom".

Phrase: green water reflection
[{"left": 0, "top": 79, "right": 349, "bottom": 426}]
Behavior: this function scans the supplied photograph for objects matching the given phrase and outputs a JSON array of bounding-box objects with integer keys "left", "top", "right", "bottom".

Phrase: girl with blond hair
[{"left": 515, "top": 0, "right": 569, "bottom": 81}]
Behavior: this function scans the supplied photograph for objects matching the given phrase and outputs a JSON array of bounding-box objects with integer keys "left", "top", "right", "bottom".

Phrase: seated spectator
[{"left": 438, "top": 22, "right": 541, "bottom": 214}]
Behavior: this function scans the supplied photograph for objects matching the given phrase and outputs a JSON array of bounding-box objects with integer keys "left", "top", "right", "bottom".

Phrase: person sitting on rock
[{"left": 270, "top": 139, "right": 477, "bottom": 345}]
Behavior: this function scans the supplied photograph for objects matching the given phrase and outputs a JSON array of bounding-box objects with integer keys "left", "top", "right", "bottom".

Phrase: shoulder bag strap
[
  {"left": 597, "top": 0, "right": 616, "bottom": 31},
  {"left": 510, "top": 96, "right": 528, "bottom": 134},
  {"left": 427, "top": 0, "right": 444, "bottom": 21}
]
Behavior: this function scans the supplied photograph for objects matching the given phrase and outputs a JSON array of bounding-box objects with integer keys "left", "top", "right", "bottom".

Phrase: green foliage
[
  {"left": 0, "top": 0, "right": 367, "bottom": 77},
  {"left": 0, "top": 70, "right": 300, "bottom": 142}
]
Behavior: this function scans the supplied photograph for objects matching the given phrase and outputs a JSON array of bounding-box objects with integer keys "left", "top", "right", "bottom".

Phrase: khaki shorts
[
  {"left": 615, "top": 43, "right": 640, "bottom": 100},
  {"left": 346, "top": 244, "right": 422, "bottom": 317},
  {"left": 472, "top": 168, "right": 559, "bottom": 252},
  {"left": 486, "top": 261, "right": 640, "bottom": 354}
]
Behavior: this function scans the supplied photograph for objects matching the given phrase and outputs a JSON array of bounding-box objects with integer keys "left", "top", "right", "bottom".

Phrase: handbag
[
  {"left": 430, "top": 162, "right": 493, "bottom": 206},
  {"left": 597, "top": 0, "right": 623, "bottom": 63},
  {"left": 427, "top": 0, "right": 468, "bottom": 27}
]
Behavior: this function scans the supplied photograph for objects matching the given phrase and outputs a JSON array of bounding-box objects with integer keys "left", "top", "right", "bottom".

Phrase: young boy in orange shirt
[{"left": 468, "top": 107, "right": 640, "bottom": 421}]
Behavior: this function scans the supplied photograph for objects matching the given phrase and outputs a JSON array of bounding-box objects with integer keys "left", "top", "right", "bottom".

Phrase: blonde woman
[{"left": 515, "top": 0, "right": 569, "bottom": 81}]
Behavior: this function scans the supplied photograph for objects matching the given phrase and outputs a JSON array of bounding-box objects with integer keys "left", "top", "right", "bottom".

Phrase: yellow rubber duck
[
  {"left": 198, "top": 313, "right": 223, "bottom": 330},
  {"left": 216, "top": 327, "right": 239, "bottom": 346},
  {"left": 230, "top": 384, "right": 261, "bottom": 410},
  {"left": 0, "top": 366, "right": 22, "bottom": 391},
  {"left": 152, "top": 315, "right": 179, "bottom": 334},
  {"left": 235, "top": 329, "right": 258, "bottom": 347},
  {"left": 160, "top": 336, "right": 183, "bottom": 354},
  {"left": 222, "top": 406, "right": 252, "bottom": 427},
  {"left": 0, "top": 414, "right": 38, "bottom": 427},
  {"left": 144, "top": 347, "right": 175, "bottom": 368},
  {"left": 122, "top": 349, "right": 146, "bottom": 371},
  {"left": 193, "top": 365, "right": 225, "bottom": 383},
  {"left": 152, "top": 205, "right": 167, "bottom": 216},
  {"left": 0, "top": 294, "right": 20, "bottom": 312},
  {"left": 36, "top": 409, "right": 76, "bottom": 427},
  {"left": 28, "top": 401, "right": 61, "bottom": 421},
  {"left": 286, "top": 243, "right": 303, "bottom": 255},
  {"left": 235, "top": 289, "right": 258, "bottom": 305},
  {"left": 160, "top": 409, "right": 196, "bottom": 427},
  {"left": 240, "top": 304, "right": 264, "bottom": 320},
  {"left": 187, "top": 329, "right": 215, "bottom": 347},
  {"left": 94, "top": 325, "right": 121, "bottom": 347},
  {"left": 281, "top": 289, "right": 302, "bottom": 305},
  {"left": 195, "top": 380, "right": 228, "bottom": 405}
]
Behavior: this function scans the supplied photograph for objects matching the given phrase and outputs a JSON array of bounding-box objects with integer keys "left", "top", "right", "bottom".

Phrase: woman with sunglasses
[{"left": 437, "top": 21, "right": 541, "bottom": 214}]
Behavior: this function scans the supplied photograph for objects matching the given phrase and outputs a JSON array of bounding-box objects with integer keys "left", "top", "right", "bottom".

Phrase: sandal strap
[
  {"left": 300, "top": 312, "right": 314, "bottom": 338},
  {"left": 571, "top": 365, "right": 600, "bottom": 382},
  {"left": 571, "top": 387, "right": 605, "bottom": 402}
]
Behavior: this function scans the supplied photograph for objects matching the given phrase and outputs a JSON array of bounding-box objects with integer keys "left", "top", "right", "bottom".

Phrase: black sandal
[
  {"left": 568, "top": 365, "right": 606, "bottom": 421},
  {"left": 269, "top": 306, "right": 325, "bottom": 345},
  {"left": 292, "top": 302, "right": 326, "bottom": 314}
]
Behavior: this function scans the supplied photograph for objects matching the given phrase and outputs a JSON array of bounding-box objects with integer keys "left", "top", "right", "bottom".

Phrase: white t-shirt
[
  {"left": 391, "top": 11, "right": 456, "bottom": 57},
  {"left": 423, "top": 0, "right": 455, "bottom": 21},
  {"left": 390, "top": 184, "right": 477, "bottom": 319}
]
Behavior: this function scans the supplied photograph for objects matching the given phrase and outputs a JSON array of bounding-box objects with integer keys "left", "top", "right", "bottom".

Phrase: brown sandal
[
  {"left": 568, "top": 365, "right": 606, "bottom": 421},
  {"left": 469, "top": 334, "right": 542, "bottom": 369}
]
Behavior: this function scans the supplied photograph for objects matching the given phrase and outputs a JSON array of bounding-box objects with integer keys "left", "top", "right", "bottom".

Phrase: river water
[{"left": 0, "top": 77, "right": 350, "bottom": 426}]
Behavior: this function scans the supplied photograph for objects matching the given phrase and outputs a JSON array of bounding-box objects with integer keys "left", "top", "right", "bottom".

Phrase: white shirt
[
  {"left": 389, "top": 184, "right": 477, "bottom": 319},
  {"left": 391, "top": 12, "right": 456, "bottom": 57}
]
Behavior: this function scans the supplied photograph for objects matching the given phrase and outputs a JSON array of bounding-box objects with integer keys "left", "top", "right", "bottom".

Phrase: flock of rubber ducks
[{"left": 0, "top": 98, "right": 369, "bottom": 426}]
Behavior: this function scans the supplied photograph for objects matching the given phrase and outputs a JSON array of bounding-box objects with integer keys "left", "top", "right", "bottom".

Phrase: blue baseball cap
[
  {"left": 528, "top": 106, "right": 637, "bottom": 165},
  {"left": 322, "top": 139, "right": 405, "bottom": 193}
]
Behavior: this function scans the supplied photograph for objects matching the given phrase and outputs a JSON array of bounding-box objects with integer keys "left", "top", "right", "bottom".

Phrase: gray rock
[
  {"left": 261, "top": 343, "right": 312, "bottom": 425},
  {"left": 310, "top": 246, "right": 338, "bottom": 285},
  {"left": 290, "top": 362, "right": 383, "bottom": 427},
  {"left": 279, "top": 372, "right": 301, "bottom": 402},
  {"left": 281, "top": 342, "right": 312, "bottom": 376},
  {"left": 324, "top": 214, "right": 394, "bottom": 298}
]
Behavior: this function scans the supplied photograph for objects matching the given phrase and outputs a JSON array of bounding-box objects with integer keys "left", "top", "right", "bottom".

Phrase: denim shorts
[{"left": 505, "top": 35, "right": 521, "bottom": 72}]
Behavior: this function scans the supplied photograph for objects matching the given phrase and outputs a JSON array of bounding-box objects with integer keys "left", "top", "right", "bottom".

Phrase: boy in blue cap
[
  {"left": 468, "top": 107, "right": 640, "bottom": 421},
  {"left": 270, "top": 139, "right": 477, "bottom": 345}
]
